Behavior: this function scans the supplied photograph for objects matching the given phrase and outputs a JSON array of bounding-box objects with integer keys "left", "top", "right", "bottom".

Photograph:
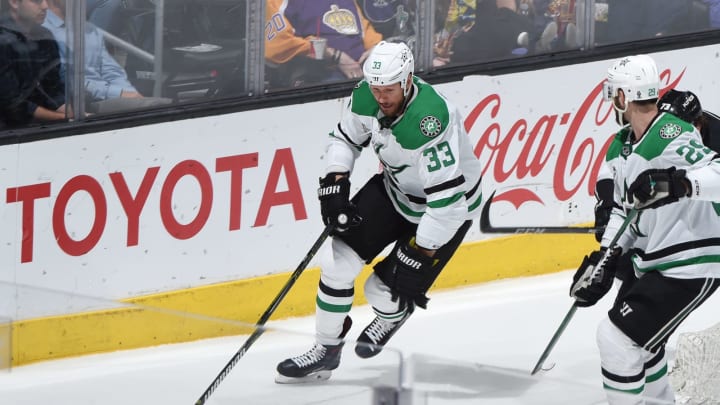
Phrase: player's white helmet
[
  {"left": 603, "top": 55, "right": 660, "bottom": 106},
  {"left": 363, "top": 41, "right": 414, "bottom": 97}
]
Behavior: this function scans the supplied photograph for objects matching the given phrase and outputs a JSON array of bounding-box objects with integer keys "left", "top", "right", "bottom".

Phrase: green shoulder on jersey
[
  {"left": 633, "top": 113, "right": 696, "bottom": 161},
  {"left": 350, "top": 81, "right": 380, "bottom": 117},
  {"left": 605, "top": 126, "right": 632, "bottom": 161},
  {"left": 605, "top": 113, "right": 696, "bottom": 162},
  {"left": 350, "top": 77, "right": 450, "bottom": 150}
]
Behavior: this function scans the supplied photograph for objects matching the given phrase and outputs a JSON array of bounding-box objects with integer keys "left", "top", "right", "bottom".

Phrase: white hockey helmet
[
  {"left": 603, "top": 55, "right": 660, "bottom": 105},
  {"left": 363, "top": 41, "right": 414, "bottom": 97}
]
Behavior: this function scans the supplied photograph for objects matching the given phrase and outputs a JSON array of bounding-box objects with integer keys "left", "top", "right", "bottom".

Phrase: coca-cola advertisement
[
  {"left": 442, "top": 53, "right": 692, "bottom": 231},
  {"left": 0, "top": 45, "right": 716, "bottom": 302}
]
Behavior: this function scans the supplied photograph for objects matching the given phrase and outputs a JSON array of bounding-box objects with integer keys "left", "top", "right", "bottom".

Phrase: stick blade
[
  {"left": 530, "top": 360, "right": 545, "bottom": 375},
  {"left": 479, "top": 190, "right": 497, "bottom": 233},
  {"left": 479, "top": 190, "right": 603, "bottom": 234}
]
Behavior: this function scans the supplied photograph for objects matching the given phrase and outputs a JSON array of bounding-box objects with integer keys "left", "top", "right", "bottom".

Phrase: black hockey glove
[
  {"left": 318, "top": 172, "right": 360, "bottom": 234},
  {"left": 594, "top": 178, "right": 614, "bottom": 243},
  {"left": 627, "top": 167, "right": 690, "bottom": 210},
  {"left": 374, "top": 241, "right": 436, "bottom": 313},
  {"left": 570, "top": 247, "right": 620, "bottom": 307}
]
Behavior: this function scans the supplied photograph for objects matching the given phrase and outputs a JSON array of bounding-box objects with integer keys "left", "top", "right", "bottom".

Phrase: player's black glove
[
  {"left": 569, "top": 247, "right": 620, "bottom": 307},
  {"left": 374, "top": 240, "right": 436, "bottom": 313},
  {"left": 594, "top": 178, "right": 614, "bottom": 242},
  {"left": 318, "top": 172, "right": 360, "bottom": 233},
  {"left": 627, "top": 167, "right": 690, "bottom": 210}
]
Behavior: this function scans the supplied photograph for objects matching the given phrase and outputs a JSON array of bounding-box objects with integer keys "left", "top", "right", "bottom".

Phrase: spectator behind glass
[
  {"left": 358, "top": 0, "right": 413, "bottom": 40},
  {"left": 0, "top": 0, "right": 67, "bottom": 127},
  {"left": 42, "top": 0, "right": 171, "bottom": 114},
  {"left": 265, "top": 0, "right": 383, "bottom": 89},
  {"left": 433, "top": 0, "right": 475, "bottom": 67},
  {"left": 450, "top": 0, "right": 532, "bottom": 64},
  {"left": 532, "top": 0, "right": 580, "bottom": 53}
]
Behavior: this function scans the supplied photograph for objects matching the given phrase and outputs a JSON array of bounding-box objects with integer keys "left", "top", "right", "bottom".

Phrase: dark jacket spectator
[
  {"left": 451, "top": 0, "right": 532, "bottom": 63},
  {"left": 0, "top": 0, "right": 65, "bottom": 127}
]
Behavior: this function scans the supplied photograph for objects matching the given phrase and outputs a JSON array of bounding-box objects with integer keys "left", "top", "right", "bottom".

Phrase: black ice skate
[
  {"left": 275, "top": 316, "right": 352, "bottom": 383},
  {"left": 355, "top": 311, "right": 410, "bottom": 359}
]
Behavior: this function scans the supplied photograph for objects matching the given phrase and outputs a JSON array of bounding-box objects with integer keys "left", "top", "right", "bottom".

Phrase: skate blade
[
  {"left": 274, "top": 370, "right": 332, "bottom": 384},
  {"left": 355, "top": 344, "right": 382, "bottom": 359}
]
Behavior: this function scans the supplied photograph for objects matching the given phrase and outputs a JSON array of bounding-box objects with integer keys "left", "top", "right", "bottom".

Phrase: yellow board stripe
[{"left": 9, "top": 233, "right": 596, "bottom": 366}]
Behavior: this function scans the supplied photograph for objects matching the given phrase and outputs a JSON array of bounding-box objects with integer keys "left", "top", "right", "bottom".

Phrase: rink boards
[{"left": 2, "top": 45, "right": 720, "bottom": 366}]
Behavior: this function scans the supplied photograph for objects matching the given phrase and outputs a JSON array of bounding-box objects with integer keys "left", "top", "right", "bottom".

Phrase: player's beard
[{"left": 379, "top": 102, "right": 401, "bottom": 118}]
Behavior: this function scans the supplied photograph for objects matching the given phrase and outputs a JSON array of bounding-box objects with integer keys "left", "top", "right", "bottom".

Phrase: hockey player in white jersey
[
  {"left": 570, "top": 54, "right": 720, "bottom": 404},
  {"left": 275, "top": 41, "right": 483, "bottom": 383},
  {"left": 595, "top": 88, "right": 720, "bottom": 243},
  {"left": 593, "top": 89, "right": 720, "bottom": 301}
]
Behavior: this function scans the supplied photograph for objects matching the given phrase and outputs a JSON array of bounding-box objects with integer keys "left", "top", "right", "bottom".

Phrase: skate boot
[
  {"left": 275, "top": 316, "right": 352, "bottom": 383},
  {"left": 355, "top": 311, "right": 410, "bottom": 359}
]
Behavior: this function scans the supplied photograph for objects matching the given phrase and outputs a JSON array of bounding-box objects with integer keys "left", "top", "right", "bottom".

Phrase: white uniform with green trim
[
  {"left": 325, "top": 76, "right": 483, "bottom": 249},
  {"left": 603, "top": 112, "right": 720, "bottom": 279}
]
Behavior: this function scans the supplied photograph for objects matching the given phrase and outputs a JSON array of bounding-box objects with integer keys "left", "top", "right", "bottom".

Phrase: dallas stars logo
[
  {"left": 420, "top": 116, "right": 442, "bottom": 137},
  {"left": 659, "top": 123, "right": 682, "bottom": 139}
]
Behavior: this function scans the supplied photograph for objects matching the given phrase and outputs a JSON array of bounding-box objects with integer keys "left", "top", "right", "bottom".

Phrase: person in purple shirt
[
  {"left": 265, "top": 0, "right": 383, "bottom": 88},
  {"left": 42, "top": 0, "right": 170, "bottom": 113}
]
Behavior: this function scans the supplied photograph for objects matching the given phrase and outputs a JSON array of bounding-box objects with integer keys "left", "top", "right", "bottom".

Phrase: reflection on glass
[
  {"left": 596, "top": 0, "right": 713, "bottom": 45},
  {"left": 118, "top": 0, "right": 247, "bottom": 103},
  {"left": 2, "top": 0, "right": 720, "bottom": 131},
  {"left": 407, "top": 353, "right": 675, "bottom": 404},
  {"left": 44, "top": 0, "right": 172, "bottom": 115},
  {"left": 0, "top": 280, "right": 405, "bottom": 404},
  {"left": 0, "top": 0, "right": 68, "bottom": 128}
]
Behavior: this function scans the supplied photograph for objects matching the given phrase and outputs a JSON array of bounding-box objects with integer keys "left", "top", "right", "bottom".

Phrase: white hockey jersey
[
  {"left": 603, "top": 112, "right": 720, "bottom": 279},
  {"left": 324, "top": 77, "right": 483, "bottom": 249}
]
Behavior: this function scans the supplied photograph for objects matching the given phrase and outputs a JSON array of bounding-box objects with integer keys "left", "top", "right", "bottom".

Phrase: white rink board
[{"left": 1, "top": 45, "right": 719, "bottom": 310}]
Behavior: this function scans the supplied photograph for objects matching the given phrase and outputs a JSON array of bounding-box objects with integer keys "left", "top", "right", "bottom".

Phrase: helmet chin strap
[
  {"left": 397, "top": 84, "right": 414, "bottom": 116},
  {"left": 401, "top": 74, "right": 413, "bottom": 97},
  {"left": 613, "top": 108, "right": 628, "bottom": 126},
  {"left": 612, "top": 95, "right": 629, "bottom": 126}
]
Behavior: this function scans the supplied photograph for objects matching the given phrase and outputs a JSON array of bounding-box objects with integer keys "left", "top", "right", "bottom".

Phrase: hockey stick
[
  {"left": 194, "top": 224, "right": 334, "bottom": 405},
  {"left": 530, "top": 208, "right": 638, "bottom": 375},
  {"left": 480, "top": 191, "right": 604, "bottom": 234}
]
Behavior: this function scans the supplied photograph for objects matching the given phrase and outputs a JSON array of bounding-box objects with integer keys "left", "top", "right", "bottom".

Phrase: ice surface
[{"left": 0, "top": 270, "right": 716, "bottom": 404}]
